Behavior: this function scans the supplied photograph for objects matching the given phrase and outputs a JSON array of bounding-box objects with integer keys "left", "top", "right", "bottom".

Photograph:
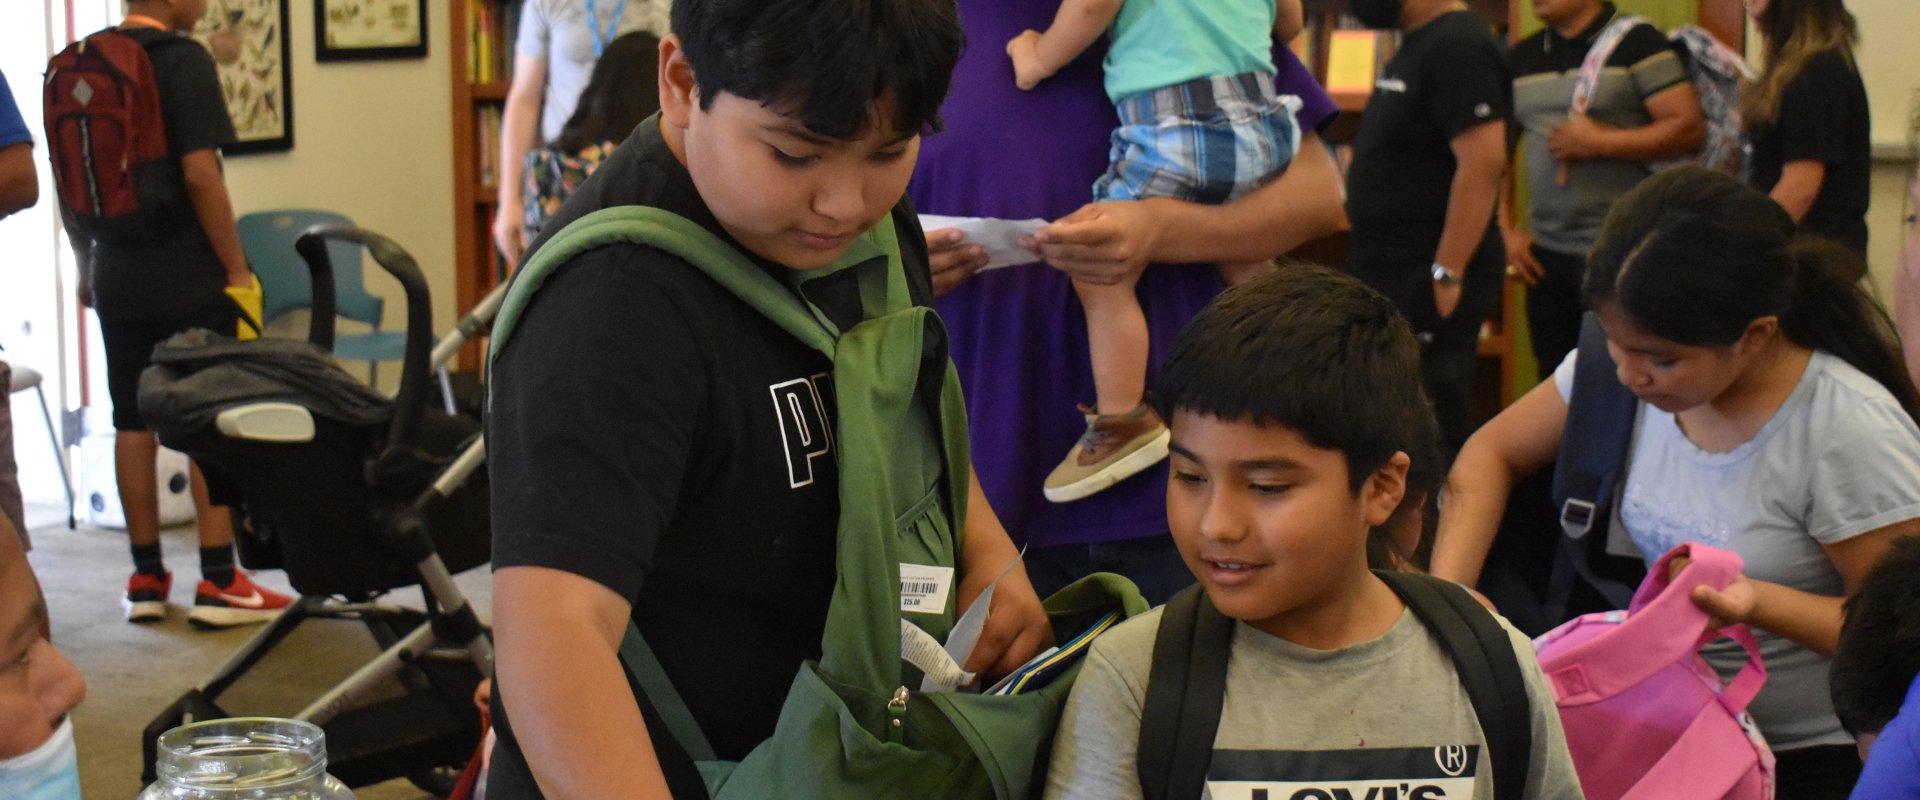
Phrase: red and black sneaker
[
  {"left": 123, "top": 571, "right": 172, "bottom": 623},
  {"left": 187, "top": 571, "right": 293, "bottom": 629}
]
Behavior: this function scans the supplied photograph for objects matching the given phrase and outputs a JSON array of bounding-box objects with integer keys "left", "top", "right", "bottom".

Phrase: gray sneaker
[{"left": 1043, "top": 403, "right": 1170, "bottom": 503}]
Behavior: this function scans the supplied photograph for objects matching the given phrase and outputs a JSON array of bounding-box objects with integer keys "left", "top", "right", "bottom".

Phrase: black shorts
[{"left": 99, "top": 300, "right": 240, "bottom": 432}]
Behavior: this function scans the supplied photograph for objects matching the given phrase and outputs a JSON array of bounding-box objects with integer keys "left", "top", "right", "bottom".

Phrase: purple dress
[{"left": 910, "top": 1, "right": 1337, "bottom": 549}]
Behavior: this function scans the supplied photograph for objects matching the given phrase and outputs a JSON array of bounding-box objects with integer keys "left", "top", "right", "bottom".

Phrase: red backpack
[{"left": 44, "top": 29, "right": 188, "bottom": 243}]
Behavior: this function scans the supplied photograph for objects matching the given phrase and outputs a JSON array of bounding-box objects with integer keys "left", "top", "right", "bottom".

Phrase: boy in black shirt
[
  {"left": 485, "top": 1, "right": 1052, "bottom": 797},
  {"left": 1341, "top": 0, "right": 1510, "bottom": 454},
  {"left": 56, "top": 0, "right": 291, "bottom": 628}
]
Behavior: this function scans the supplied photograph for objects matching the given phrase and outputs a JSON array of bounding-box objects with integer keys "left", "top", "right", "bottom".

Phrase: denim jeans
[{"left": 1025, "top": 533, "right": 1194, "bottom": 606}]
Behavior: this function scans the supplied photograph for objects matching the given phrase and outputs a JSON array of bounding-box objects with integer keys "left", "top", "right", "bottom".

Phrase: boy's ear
[
  {"left": 1361, "top": 451, "right": 1410, "bottom": 528},
  {"left": 657, "top": 34, "right": 697, "bottom": 129}
]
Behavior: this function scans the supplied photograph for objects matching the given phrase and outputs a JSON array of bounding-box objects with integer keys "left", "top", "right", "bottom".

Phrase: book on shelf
[
  {"left": 1323, "top": 29, "right": 1377, "bottom": 94},
  {"left": 467, "top": 0, "right": 522, "bottom": 85},
  {"left": 1321, "top": 15, "right": 1399, "bottom": 97},
  {"left": 476, "top": 105, "right": 503, "bottom": 189}
]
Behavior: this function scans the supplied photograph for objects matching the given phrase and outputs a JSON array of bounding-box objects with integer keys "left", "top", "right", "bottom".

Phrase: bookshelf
[
  {"left": 448, "top": 0, "right": 520, "bottom": 371},
  {"left": 1290, "top": 0, "right": 1745, "bottom": 416}
]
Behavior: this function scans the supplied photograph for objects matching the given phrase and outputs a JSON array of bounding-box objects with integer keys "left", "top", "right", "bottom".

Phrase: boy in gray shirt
[{"left": 1044, "top": 267, "right": 1583, "bottom": 800}]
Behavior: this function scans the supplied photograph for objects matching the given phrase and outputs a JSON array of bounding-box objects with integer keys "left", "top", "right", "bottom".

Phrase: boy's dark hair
[
  {"left": 670, "top": 0, "right": 963, "bottom": 140},
  {"left": 1831, "top": 535, "right": 1920, "bottom": 736},
  {"left": 1155, "top": 265, "right": 1434, "bottom": 493},
  {"left": 1370, "top": 408, "right": 1445, "bottom": 570},
  {"left": 553, "top": 31, "right": 661, "bottom": 153}
]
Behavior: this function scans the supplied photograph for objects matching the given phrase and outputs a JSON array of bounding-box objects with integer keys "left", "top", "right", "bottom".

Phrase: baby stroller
[{"left": 137, "top": 225, "right": 501, "bottom": 794}]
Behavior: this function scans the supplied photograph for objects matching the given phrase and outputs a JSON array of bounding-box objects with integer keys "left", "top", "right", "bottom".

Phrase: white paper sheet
[{"left": 918, "top": 214, "right": 1050, "bottom": 271}]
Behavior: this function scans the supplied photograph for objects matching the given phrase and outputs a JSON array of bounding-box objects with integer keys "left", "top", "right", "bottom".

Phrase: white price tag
[
  {"left": 899, "top": 563, "right": 955, "bottom": 614},
  {"left": 902, "top": 619, "right": 974, "bottom": 693}
]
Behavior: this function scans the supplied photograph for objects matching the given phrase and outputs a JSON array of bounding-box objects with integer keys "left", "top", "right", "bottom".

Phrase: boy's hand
[
  {"left": 1024, "top": 201, "right": 1162, "bottom": 286},
  {"left": 926, "top": 227, "right": 989, "bottom": 298},
  {"left": 1006, "top": 30, "right": 1050, "bottom": 91},
  {"left": 957, "top": 558, "right": 1053, "bottom": 681}
]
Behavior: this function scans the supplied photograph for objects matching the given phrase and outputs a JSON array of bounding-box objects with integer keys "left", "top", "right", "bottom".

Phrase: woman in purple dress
[{"left": 909, "top": 0, "right": 1345, "bottom": 603}]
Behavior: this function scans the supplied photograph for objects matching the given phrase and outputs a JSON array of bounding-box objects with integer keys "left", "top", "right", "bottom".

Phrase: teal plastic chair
[{"left": 238, "top": 210, "right": 408, "bottom": 384}]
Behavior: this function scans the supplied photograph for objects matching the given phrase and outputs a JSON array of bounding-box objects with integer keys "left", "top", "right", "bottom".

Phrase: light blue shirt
[
  {"left": 1104, "top": 0, "right": 1277, "bottom": 103},
  {"left": 1555, "top": 349, "right": 1920, "bottom": 750}
]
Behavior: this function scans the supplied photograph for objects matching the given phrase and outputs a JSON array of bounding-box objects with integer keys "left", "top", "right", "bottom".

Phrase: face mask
[
  {"left": 0, "top": 718, "right": 81, "bottom": 800},
  {"left": 1351, "top": 0, "right": 1405, "bottom": 29}
]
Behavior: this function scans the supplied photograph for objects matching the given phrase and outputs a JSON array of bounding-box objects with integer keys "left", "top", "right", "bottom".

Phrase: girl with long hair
[
  {"left": 1430, "top": 168, "right": 1920, "bottom": 798},
  {"left": 520, "top": 31, "right": 661, "bottom": 248},
  {"left": 1744, "top": 0, "right": 1872, "bottom": 264}
]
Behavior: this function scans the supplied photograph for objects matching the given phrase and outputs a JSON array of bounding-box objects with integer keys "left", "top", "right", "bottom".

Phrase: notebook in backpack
[
  {"left": 1571, "top": 16, "right": 1753, "bottom": 180},
  {"left": 44, "top": 28, "right": 189, "bottom": 243}
]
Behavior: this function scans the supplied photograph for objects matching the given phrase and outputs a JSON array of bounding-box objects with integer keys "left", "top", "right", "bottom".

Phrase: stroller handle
[{"left": 293, "top": 225, "right": 435, "bottom": 454}]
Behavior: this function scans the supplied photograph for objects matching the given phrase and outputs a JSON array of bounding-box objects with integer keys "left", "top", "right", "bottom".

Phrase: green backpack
[{"left": 490, "top": 205, "right": 1148, "bottom": 799}]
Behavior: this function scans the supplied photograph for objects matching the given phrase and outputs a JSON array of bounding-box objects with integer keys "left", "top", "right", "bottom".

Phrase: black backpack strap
[
  {"left": 1377, "top": 571, "right": 1533, "bottom": 800},
  {"left": 1138, "top": 583, "right": 1235, "bottom": 800},
  {"left": 1550, "top": 313, "right": 1647, "bottom": 615}
]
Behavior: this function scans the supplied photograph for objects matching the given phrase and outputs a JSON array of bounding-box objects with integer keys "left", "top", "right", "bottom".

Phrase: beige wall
[
  {"left": 1867, "top": 158, "right": 1913, "bottom": 303},
  {"left": 223, "top": 0, "right": 457, "bottom": 347},
  {"left": 1852, "top": 0, "right": 1913, "bottom": 152},
  {"left": 1851, "top": 0, "right": 1916, "bottom": 302}
]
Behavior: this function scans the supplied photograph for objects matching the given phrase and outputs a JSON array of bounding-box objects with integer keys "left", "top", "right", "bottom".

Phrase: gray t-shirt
[
  {"left": 1044, "top": 602, "right": 1584, "bottom": 800},
  {"left": 1510, "top": 20, "right": 1688, "bottom": 257},
  {"left": 516, "top": 0, "right": 670, "bottom": 142},
  {"left": 1554, "top": 349, "right": 1920, "bottom": 750}
]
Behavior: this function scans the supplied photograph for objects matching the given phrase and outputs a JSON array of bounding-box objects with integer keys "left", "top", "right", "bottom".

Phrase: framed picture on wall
[
  {"left": 191, "top": 0, "right": 294, "bottom": 154},
  {"left": 316, "top": 0, "right": 429, "bottom": 61}
]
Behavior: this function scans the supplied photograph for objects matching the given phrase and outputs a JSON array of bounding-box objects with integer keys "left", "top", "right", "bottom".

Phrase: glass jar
[{"left": 137, "top": 718, "right": 356, "bottom": 799}]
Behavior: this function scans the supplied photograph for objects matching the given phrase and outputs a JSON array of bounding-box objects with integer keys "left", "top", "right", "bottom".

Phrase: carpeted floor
[{"left": 19, "top": 500, "right": 494, "bottom": 799}]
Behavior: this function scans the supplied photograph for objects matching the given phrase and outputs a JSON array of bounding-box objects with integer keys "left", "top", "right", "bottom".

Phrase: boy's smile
[
  {"left": 657, "top": 35, "right": 921, "bottom": 271},
  {"left": 1166, "top": 410, "right": 1407, "bottom": 648}
]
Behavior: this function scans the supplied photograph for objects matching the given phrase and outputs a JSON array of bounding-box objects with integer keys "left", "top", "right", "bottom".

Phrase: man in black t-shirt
[
  {"left": 1343, "top": 0, "right": 1511, "bottom": 453},
  {"left": 53, "top": 1, "right": 292, "bottom": 628},
  {"left": 1505, "top": 0, "right": 1704, "bottom": 371},
  {"left": 485, "top": 1, "right": 1051, "bottom": 797}
]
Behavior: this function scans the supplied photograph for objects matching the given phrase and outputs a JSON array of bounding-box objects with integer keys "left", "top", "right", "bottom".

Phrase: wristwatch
[{"left": 1431, "top": 262, "right": 1463, "bottom": 286}]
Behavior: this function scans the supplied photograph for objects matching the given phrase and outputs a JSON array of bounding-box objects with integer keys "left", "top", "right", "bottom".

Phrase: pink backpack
[{"left": 1533, "top": 543, "right": 1776, "bottom": 799}]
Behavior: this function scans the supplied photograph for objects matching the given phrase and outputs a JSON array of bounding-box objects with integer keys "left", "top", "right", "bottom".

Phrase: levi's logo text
[
  {"left": 770, "top": 374, "right": 834, "bottom": 488},
  {"left": 1206, "top": 746, "right": 1480, "bottom": 800}
]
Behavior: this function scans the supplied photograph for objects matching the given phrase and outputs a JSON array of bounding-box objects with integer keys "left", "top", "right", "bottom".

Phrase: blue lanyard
[{"left": 584, "top": 0, "right": 628, "bottom": 58}]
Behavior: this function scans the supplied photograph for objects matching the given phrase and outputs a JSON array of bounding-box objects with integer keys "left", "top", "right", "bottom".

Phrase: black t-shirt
[
  {"left": 1747, "top": 50, "right": 1871, "bottom": 256},
  {"left": 1345, "top": 10, "right": 1512, "bottom": 245},
  {"left": 88, "top": 28, "right": 236, "bottom": 323},
  {"left": 486, "top": 116, "right": 935, "bottom": 797}
]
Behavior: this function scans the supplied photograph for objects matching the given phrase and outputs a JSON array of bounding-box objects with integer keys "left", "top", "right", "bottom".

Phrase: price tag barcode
[{"left": 899, "top": 564, "right": 954, "bottom": 614}]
